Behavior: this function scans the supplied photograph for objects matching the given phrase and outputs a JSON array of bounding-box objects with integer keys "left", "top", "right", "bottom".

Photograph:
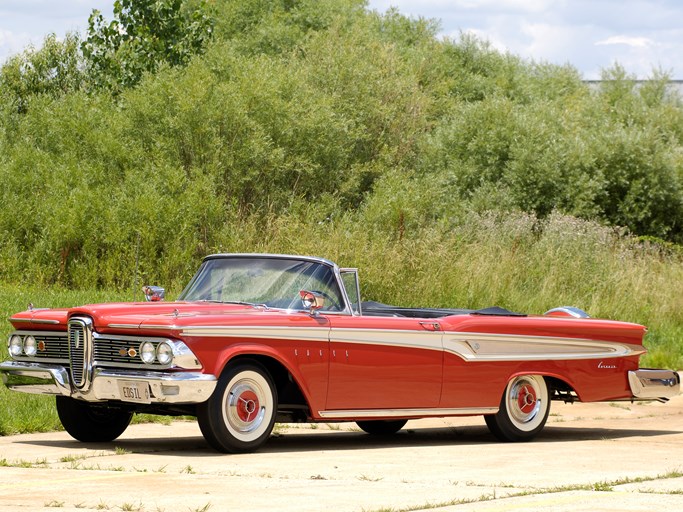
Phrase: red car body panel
[{"left": 2, "top": 254, "right": 679, "bottom": 452}]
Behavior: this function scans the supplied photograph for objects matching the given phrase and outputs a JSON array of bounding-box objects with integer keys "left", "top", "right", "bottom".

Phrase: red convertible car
[{"left": 1, "top": 253, "right": 680, "bottom": 452}]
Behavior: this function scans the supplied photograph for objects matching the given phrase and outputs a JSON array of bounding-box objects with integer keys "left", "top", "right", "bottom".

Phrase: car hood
[{"left": 9, "top": 302, "right": 303, "bottom": 333}]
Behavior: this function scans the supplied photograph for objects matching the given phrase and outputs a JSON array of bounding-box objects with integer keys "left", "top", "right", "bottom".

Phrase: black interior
[{"left": 360, "top": 301, "right": 526, "bottom": 318}]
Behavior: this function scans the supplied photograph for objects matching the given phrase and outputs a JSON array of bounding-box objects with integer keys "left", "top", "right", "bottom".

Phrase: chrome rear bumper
[
  {"left": 0, "top": 360, "right": 217, "bottom": 404},
  {"left": 628, "top": 369, "right": 681, "bottom": 399}
]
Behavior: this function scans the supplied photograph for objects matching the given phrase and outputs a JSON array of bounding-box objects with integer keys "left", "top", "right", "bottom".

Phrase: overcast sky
[{"left": 0, "top": 0, "right": 681, "bottom": 80}]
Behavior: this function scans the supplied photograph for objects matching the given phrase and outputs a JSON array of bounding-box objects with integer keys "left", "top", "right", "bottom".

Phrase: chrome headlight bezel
[
  {"left": 9, "top": 335, "right": 23, "bottom": 357},
  {"left": 156, "top": 341, "right": 174, "bottom": 366},
  {"left": 23, "top": 335, "right": 37, "bottom": 356},
  {"left": 140, "top": 341, "right": 156, "bottom": 364}
]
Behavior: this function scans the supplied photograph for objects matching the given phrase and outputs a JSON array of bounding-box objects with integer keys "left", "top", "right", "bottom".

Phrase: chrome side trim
[
  {"left": 334, "top": 328, "right": 642, "bottom": 361},
  {"left": 318, "top": 407, "right": 499, "bottom": 419},
  {"left": 29, "top": 319, "right": 61, "bottom": 325},
  {"left": 443, "top": 332, "right": 644, "bottom": 362},
  {"left": 628, "top": 369, "right": 681, "bottom": 399},
  {"left": 94, "top": 332, "right": 177, "bottom": 343},
  {"left": 181, "top": 326, "right": 331, "bottom": 342},
  {"left": 108, "top": 324, "right": 186, "bottom": 330},
  {"left": 330, "top": 327, "right": 443, "bottom": 352},
  {"left": 176, "top": 325, "right": 644, "bottom": 362}
]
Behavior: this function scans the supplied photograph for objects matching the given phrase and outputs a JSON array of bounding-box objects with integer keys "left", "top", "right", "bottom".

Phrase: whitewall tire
[
  {"left": 198, "top": 361, "right": 277, "bottom": 453},
  {"left": 485, "top": 375, "right": 550, "bottom": 442}
]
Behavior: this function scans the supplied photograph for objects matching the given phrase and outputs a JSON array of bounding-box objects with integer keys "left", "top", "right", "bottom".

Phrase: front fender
[{"left": 208, "top": 342, "right": 327, "bottom": 415}]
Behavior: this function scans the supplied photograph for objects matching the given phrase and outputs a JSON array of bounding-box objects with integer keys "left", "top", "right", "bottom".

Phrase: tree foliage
[
  {"left": 0, "top": 33, "right": 84, "bottom": 113},
  {"left": 0, "top": 0, "right": 682, "bottom": 292},
  {"left": 82, "top": 0, "right": 213, "bottom": 91}
]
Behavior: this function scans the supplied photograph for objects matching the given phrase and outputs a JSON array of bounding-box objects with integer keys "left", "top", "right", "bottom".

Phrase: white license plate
[{"left": 118, "top": 380, "right": 151, "bottom": 404}]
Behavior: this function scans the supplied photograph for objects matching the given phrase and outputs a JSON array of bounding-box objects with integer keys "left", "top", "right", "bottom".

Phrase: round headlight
[
  {"left": 156, "top": 342, "right": 174, "bottom": 365},
  {"left": 140, "top": 342, "right": 156, "bottom": 364},
  {"left": 9, "top": 335, "right": 23, "bottom": 357},
  {"left": 23, "top": 335, "right": 37, "bottom": 356}
]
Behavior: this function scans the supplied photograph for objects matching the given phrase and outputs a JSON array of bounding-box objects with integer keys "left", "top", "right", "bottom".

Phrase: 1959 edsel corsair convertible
[{"left": 1, "top": 254, "right": 681, "bottom": 453}]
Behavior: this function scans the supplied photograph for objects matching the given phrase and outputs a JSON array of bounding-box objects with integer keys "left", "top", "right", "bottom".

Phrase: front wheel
[
  {"left": 197, "top": 361, "right": 277, "bottom": 453},
  {"left": 356, "top": 419, "right": 408, "bottom": 435},
  {"left": 485, "top": 375, "right": 550, "bottom": 442},
  {"left": 56, "top": 396, "right": 133, "bottom": 442}
]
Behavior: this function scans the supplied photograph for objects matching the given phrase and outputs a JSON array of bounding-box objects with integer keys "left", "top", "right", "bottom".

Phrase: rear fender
[{"left": 504, "top": 370, "right": 579, "bottom": 399}]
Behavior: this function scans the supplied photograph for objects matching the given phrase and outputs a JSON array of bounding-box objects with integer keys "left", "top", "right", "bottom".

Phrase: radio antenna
[{"left": 132, "top": 231, "right": 141, "bottom": 301}]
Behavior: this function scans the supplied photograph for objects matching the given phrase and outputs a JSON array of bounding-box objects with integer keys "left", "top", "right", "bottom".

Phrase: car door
[{"left": 325, "top": 315, "right": 443, "bottom": 411}]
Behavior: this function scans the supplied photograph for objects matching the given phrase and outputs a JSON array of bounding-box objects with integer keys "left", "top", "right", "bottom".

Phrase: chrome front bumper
[
  {"left": 628, "top": 369, "right": 682, "bottom": 400},
  {"left": 0, "top": 361, "right": 217, "bottom": 404}
]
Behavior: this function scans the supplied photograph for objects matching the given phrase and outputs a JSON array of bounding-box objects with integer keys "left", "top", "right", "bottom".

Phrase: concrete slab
[{"left": 0, "top": 395, "right": 681, "bottom": 511}]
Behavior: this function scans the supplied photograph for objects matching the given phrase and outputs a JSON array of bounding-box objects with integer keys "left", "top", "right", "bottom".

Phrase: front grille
[
  {"left": 68, "top": 317, "right": 93, "bottom": 389},
  {"left": 92, "top": 335, "right": 171, "bottom": 368},
  {"left": 9, "top": 332, "right": 69, "bottom": 362},
  {"left": 94, "top": 338, "right": 136, "bottom": 365},
  {"left": 36, "top": 334, "right": 69, "bottom": 360}
]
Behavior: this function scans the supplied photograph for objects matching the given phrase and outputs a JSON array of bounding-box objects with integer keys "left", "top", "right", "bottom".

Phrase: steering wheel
[{"left": 310, "top": 290, "right": 343, "bottom": 312}]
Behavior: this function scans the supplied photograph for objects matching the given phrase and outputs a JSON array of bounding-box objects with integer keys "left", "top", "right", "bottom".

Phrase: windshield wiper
[{"left": 195, "top": 300, "right": 268, "bottom": 309}]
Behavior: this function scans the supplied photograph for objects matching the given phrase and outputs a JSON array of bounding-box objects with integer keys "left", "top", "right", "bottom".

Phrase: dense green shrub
[{"left": 0, "top": 0, "right": 681, "bottom": 370}]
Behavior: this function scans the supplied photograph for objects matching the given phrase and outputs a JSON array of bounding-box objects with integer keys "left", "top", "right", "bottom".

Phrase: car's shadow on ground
[
  {"left": 260, "top": 424, "right": 682, "bottom": 453},
  {"left": 16, "top": 424, "right": 682, "bottom": 456}
]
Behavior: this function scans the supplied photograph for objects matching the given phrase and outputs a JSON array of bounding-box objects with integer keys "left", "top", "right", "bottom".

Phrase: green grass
[{"left": 1, "top": 214, "right": 682, "bottom": 435}]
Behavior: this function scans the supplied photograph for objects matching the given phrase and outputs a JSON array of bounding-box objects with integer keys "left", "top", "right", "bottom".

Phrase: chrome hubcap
[
  {"left": 226, "top": 379, "right": 266, "bottom": 434},
  {"left": 509, "top": 378, "right": 542, "bottom": 424}
]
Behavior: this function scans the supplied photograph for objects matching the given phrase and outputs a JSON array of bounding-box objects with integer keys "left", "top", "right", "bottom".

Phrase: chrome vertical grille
[{"left": 67, "top": 317, "right": 93, "bottom": 389}]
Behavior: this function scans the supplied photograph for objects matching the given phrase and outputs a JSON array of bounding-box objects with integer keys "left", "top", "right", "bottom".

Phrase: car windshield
[{"left": 178, "top": 256, "right": 346, "bottom": 312}]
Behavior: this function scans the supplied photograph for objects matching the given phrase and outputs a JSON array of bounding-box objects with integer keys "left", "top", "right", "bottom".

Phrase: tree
[
  {"left": 82, "top": 0, "right": 213, "bottom": 91},
  {"left": 0, "top": 33, "right": 84, "bottom": 113}
]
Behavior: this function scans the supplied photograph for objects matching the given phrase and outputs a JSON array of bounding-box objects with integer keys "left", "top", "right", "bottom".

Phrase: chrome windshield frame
[{"left": 178, "top": 253, "right": 353, "bottom": 315}]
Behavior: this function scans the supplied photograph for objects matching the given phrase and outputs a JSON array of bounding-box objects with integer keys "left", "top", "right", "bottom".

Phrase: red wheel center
[
  {"left": 517, "top": 385, "right": 537, "bottom": 414},
  {"left": 236, "top": 390, "right": 260, "bottom": 423}
]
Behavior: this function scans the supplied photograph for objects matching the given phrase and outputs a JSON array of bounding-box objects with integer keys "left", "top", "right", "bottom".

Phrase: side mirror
[
  {"left": 142, "top": 285, "right": 165, "bottom": 302},
  {"left": 299, "top": 290, "right": 325, "bottom": 315}
]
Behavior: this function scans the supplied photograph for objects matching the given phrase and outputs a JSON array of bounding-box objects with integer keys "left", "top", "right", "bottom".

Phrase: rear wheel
[
  {"left": 356, "top": 419, "right": 408, "bottom": 435},
  {"left": 56, "top": 396, "right": 132, "bottom": 442},
  {"left": 485, "top": 375, "right": 550, "bottom": 442},
  {"left": 198, "top": 361, "right": 277, "bottom": 453}
]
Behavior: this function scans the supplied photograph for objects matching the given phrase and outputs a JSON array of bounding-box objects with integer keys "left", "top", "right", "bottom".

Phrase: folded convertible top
[{"left": 360, "top": 301, "right": 526, "bottom": 318}]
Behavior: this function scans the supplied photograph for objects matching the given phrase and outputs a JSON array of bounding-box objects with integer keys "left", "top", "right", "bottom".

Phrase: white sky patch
[
  {"left": 0, "top": 28, "right": 34, "bottom": 63},
  {"left": 368, "top": 0, "right": 683, "bottom": 79},
  {"left": 518, "top": 21, "right": 585, "bottom": 66},
  {"left": 457, "top": 28, "right": 509, "bottom": 54},
  {"left": 371, "top": 0, "right": 553, "bottom": 14},
  {"left": 0, "top": 0, "right": 112, "bottom": 63},
  {"left": 595, "top": 35, "right": 656, "bottom": 48},
  {"left": 0, "top": 0, "right": 681, "bottom": 79}
]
